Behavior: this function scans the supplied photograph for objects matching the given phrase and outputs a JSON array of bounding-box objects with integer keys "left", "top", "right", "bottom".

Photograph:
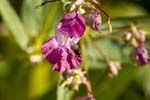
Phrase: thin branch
[
  {"left": 80, "top": 38, "right": 88, "bottom": 70},
  {"left": 89, "top": 37, "right": 110, "bottom": 64},
  {"left": 85, "top": 80, "right": 93, "bottom": 97},
  {"left": 42, "top": 0, "right": 60, "bottom": 6}
]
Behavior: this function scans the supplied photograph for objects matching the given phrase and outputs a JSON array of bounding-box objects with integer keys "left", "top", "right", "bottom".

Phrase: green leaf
[
  {"left": 0, "top": 0, "right": 28, "bottom": 50},
  {"left": 57, "top": 86, "right": 74, "bottom": 100},
  {"left": 28, "top": 62, "right": 58, "bottom": 99},
  {"left": 135, "top": 66, "right": 150, "bottom": 97},
  {"left": 21, "top": 0, "right": 43, "bottom": 36},
  {"left": 86, "top": 38, "right": 130, "bottom": 69},
  {"left": 104, "top": 1, "right": 148, "bottom": 18},
  {"left": 89, "top": 63, "right": 138, "bottom": 100}
]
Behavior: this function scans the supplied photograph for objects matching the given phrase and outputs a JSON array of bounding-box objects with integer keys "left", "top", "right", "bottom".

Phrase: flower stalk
[{"left": 89, "top": 37, "right": 110, "bottom": 64}]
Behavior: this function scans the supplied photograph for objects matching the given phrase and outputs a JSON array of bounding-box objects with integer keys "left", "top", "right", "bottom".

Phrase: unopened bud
[
  {"left": 131, "top": 25, "right": 146, "bottom": 44},
  {"left": 122, "top": 32, "right": 138, "bottom": 47},
  {"left": 130, "top": 44, "right": 149, "bottom": 66},
  {"left": 107, "top": 61, "right": 121, "bottom": 78},
  {"left": 122, "top": 32, "right": 132, "bottom": 43},
  {"left": 136, "top": 30, "right": 146, "bottom": 43},
  {"left": 87, "top": 11, "right": 101, "bottom": 31},
  {"left": 130, "top": 38, "right": 138, "bottom": 47}
]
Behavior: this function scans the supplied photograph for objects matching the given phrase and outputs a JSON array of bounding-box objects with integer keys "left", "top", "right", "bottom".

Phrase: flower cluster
[
  {"left": 131, "top": 27, "right": 149, "bottom": 66},
  {"left": 39, "top": 0, "right": 150, "bottom": 100},
  {"left": 122, "top": 25, "right": 149, "bottom": 66},
  {"left": 41, "top": 7, "right": 102, "bottom": 72},
  {"left": 40, "top": 0, "right": 104, "bottom": 99}
]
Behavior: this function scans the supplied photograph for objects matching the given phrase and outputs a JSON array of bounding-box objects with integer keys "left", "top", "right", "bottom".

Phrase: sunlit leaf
[
  {"left": 21, "top": 0, "right": 43, "bottom": 36},
  {"left": 0, "top": 0, "right": 28, "bottom": 50},
  {"left": 57, "top": 86, "right": 74, "bottom": 100}
]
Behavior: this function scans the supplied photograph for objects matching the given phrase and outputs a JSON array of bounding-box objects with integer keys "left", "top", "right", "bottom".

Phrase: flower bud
[
  {"left": 130, "top": 44, "right": 149, "bottom": 66},
  {"left": 106, "top": 61, "right": 121, "bottom": 78},
  {"left": 122, "top": 32, "right": 132, "bottom": 43},
  {"left": 136, "top": 30, "right": 146, "bottom": 43},
  {"left": 131, "top": 25, "right": 146, "bottom": 44},
  {"left": 87, "top": 11, "right": 101, "bottom": 31}
]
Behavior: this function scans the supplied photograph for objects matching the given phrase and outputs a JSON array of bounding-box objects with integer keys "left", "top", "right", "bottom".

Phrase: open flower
[
  {"left": 42, "top": 36, "right": 82, "bottom": 72},
  {"left": 56, "top": 12, "right": 86, "bottom": 38},
  {"left": 42, "top": 12, "right": 86, "bottom": 72}
]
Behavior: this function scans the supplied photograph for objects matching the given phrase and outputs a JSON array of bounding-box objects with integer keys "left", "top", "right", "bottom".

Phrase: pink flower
[
  {"left": 42, "top": 36, "right": 82, "bottom": 72},
  {"left": 42, "top": 12, "right": 86, "bottom": 72},
  {"left": 56, "top": 12, "right": 86, "bottom": 38}
]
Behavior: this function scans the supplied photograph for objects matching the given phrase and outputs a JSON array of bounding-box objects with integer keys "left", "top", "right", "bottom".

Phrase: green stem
[
  {"left": 80, "top": 38, "right": 88, "bottom": 70},
  {"left": 91, "top": 34, "right": 121, "bottom": 41},
  {"left": 89, "top": 37, "right": 110, "bottom": 64},
  {"left": 34, "top": 3, "right": 59, "bottom": 52},
  {"left": 85, "top": 80, "right": 93, "bottom": 97},
  {"left": 41, "top": 0, "right": 60, "bottom": 6}
]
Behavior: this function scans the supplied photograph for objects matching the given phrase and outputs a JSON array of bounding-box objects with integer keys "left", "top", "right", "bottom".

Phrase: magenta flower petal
[
  {"left": 56, "top": 12, "right": 86, "bottom": 38},
  {"left": 41, "top": 37, "right": 82, "bottom": 72},
  {"left": 41, "top": 37, "right": 62, "bottom": 64},
  {"left": 53, "top": 47, "right": 82, "bottom": 72},
  {"left": 55, "top": 31, "right": 79, "bottom": 48}
]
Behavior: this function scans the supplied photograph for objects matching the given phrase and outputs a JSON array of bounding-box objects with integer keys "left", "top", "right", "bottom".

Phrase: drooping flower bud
[
  {"left": 136, "top": 30, "right": 146, "bottom": 43},
  {"left": 130, "top": 44, "right": 149, "bottom": 66},
  {"left": 106, "top": 61, "right": 121, "bottom": 78},
  {"left": 87, "top": 11, "right": 101, "bottom": 31},
  {"left": 122, "top": 30, "right": 146, "bottom": 47}
]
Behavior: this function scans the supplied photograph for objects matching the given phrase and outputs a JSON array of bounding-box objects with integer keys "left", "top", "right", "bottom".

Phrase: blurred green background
[{"left": 0, "top": 0, "right": 150, "bottom": 100}]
